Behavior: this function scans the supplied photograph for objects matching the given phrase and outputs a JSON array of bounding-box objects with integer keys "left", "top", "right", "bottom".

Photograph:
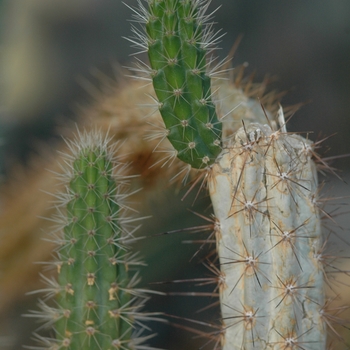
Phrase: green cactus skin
[
  {"left": 30, "top": 130, "right": 153, "bottom": 350},
  {"left": 137, "top": 0, "right": 222, "bottom": 168},
  {"left": 208, "top": 118, "right": 326, "bottom": 349}
]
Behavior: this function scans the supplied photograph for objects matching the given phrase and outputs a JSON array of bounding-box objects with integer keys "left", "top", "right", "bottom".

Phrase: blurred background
[{"left": 0, "top": 0, "right": 349, "bottom": 349}]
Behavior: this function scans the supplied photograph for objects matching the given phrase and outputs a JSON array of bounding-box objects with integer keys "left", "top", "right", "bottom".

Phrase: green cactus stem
[
  {"left": 131, "top": 0, "right": 222, "bottom": 168},
  {"left": 29, "top": 130, "right": 153, "bottom": 350}
]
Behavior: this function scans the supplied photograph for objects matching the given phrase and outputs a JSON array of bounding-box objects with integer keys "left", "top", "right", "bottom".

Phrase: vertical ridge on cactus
[{"left": 27, "top": 129, "right": 156, "bottom": 350}]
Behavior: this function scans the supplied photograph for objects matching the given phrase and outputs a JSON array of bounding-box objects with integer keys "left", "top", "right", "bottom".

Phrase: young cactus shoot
[
  {"left": 28, "top": 130, "right": 154, "bottom": 350},
  {"left": 128, "top": 0, "right": 223, "bottom": 168}
]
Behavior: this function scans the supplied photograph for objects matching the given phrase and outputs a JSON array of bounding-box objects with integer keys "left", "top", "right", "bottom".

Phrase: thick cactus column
[
  {"left": 133, "top": 0, "right": 222, "bottom": 168},
  {"left": 208, "top": 121, "right": 325, "bottom": 349},
  {"left": 31, "top": 130, "right": 150, "bottom": 350}
]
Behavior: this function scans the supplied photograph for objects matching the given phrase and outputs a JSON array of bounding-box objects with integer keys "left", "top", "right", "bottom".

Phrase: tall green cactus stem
[
  {"left": 141, "top": 0, "right": 222, "bottom": 168},
  {"left": 208, "top": 118, "right": 325, "bottom": 349},
  {"left": 31, "top": 130, "right": 151, "bottom": 350}
]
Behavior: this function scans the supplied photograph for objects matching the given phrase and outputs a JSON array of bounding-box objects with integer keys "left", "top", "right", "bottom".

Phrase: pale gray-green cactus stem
[{"left": 208, "top": 114, "right": 325, "bottom": 349}]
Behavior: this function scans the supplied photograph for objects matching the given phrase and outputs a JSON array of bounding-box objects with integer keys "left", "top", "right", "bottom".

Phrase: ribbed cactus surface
[
  {"left": 208, "top": 120, "right": 325, "bottom": 349},
  {"left": 31, "top": 130, "right": 150, "bottom": 350},
  {"left": 140, "top": 0, "right": 222, "bottom": 168}
]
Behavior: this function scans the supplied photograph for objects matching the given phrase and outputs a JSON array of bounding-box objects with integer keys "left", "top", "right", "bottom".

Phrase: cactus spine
[
  {"left": 30, "top": 130, "right": 151, "bottom": 350},
  {"left": 132, "top": 0, "right": 331, "bottom": 349}
]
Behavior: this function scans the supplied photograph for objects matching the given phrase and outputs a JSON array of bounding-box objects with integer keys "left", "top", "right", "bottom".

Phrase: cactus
[
  {"left": 129, "top": 0, "right": 222, "bottom": 168},
  {"left": 28, "top": 129, "right": 155, "bottom": 350},
  {"left": 128, "top": 0, "right": 346, "bottom": 349},
  {"left": 18, "top": 1, "right": 348, "bottom": 349}
]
